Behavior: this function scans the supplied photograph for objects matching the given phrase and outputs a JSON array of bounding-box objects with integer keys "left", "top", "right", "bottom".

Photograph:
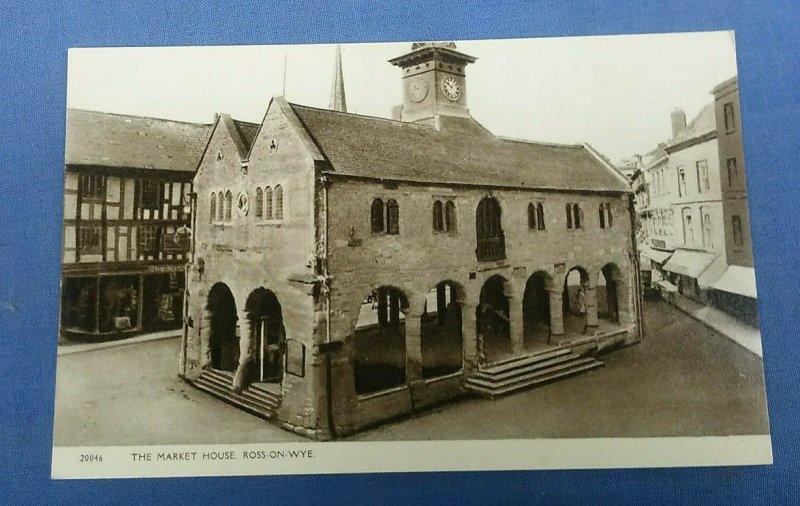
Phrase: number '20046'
[{"left": 80, "top": 454, "right": 103, "bottom": 462}]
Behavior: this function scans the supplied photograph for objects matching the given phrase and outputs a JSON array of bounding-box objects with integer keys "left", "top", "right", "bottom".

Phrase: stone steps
[
  {"left": 192, "top": 369, "right": 280, "bottom": 419},
  {"left": 466, "top": 347, "right": 604, "bottom": 398}
]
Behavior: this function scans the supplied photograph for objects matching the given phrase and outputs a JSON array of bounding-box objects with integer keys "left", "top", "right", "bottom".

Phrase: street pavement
[{"left": 52, "top": 299, "right": 769, "bottom": 446}]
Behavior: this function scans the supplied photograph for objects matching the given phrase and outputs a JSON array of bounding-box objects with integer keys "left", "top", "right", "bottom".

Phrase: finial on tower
[{"left": 329, "top": 45, "right": 347, "bottom": 112}]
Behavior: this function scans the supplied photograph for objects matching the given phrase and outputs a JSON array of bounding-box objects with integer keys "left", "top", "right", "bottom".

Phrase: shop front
[{"left": 60, "top": 263, "right": 185, "bottom": 341}]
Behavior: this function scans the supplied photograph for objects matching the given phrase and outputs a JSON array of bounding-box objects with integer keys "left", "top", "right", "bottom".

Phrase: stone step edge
[
  {"left": 483, "top": 347, "right": 572, "bottom": 370},
  {"left": 198, "top": 374, "right": 281, "bottom": 408},
  {"left": 467, "top": 358, "right": 603, "bottom": 389},
  {"left": 474, "top": 353, "right": 584, "bottom": 381},
  {"left": 465, "top": 361, "right": 604, "bottom": 397},
  {"left": 193, "top": 378, "right": 277, "bottom": 419}
]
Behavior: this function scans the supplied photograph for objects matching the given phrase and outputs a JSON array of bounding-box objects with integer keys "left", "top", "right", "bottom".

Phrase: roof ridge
[
  {"left": 496, "top": 135, "right": 583, "bottom": 149},
  {"left": 288, "top": 102, "right": 436, "bottom": 131},
  {"left": 67, "top": 108, "right": 213, "bottom": 127}
]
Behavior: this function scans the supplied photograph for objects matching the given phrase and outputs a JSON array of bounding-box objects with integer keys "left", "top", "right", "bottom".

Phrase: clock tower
[{"left": 389, "top": 42, "right": 477, "bottom": 126}]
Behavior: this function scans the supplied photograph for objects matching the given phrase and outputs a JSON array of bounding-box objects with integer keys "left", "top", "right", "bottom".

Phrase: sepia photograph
[{"left": 52, "top": 32, "right": 770, "bottom": 477}]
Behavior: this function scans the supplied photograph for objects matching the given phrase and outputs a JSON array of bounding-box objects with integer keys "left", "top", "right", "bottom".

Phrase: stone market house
[
  {"left": 61, "top": 110, "right": 211, "bottom": 340},
  {"left": 180, "top": 43, "right": 643, "bottom": 439}
]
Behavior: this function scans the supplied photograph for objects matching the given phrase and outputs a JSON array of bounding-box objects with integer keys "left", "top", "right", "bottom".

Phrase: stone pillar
[
  {"left": 405, "top": 311, "right": 424, "bottom": 383},
  {"left": 585, "top": 285, "right": 599, "bottom": 331},
  {"left": 233, "top": 311, "right": 253, "bottom": 392},
  {"left": 198, "top": 308, "right": 213, "bottom": 369},
  {"left": 548, "top": 288, "right": 564, "bottom": 339},
  {"left": 508, "top": 295, "right": 525, "bottom": 354},
  {"left": 461, "top": 301, "right": 480, "bottom": 372}
]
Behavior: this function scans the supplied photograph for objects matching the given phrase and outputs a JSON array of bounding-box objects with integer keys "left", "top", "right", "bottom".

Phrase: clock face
[
  {"left": 408, "top": 78, "right": 428, "bottom": 102},
  {"left": 441, "top": 76, "right": 461, "bottom": 101}
]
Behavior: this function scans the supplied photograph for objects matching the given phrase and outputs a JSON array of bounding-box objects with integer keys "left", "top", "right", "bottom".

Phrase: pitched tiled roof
[
  {"left": 289, "top": 104, "right": 629, "bottom": 192},
  {"left": 65, "top": 109, "right": 213, "bottom": 172},
  {"left": 232, "top": 119, "right": 259, "bottom": 152}
]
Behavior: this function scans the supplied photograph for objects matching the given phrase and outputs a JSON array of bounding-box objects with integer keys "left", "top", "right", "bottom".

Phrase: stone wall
[{"left": 324, "top": 177, "right": 640, "bottom": 434}]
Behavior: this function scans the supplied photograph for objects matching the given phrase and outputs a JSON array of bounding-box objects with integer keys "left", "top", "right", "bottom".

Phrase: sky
[{"left": 66, "top": 32, "right": 738, "bottom": 163}]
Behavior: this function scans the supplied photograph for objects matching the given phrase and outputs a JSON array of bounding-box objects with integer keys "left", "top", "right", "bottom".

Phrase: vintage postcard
[{"left": 52, "top": 32, "right": 771, "bottom": 479}]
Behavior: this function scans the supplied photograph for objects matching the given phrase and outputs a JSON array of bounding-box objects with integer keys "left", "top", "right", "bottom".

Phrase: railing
[{"left": 476, "top": 234, "right": 506, "bottom": 262}]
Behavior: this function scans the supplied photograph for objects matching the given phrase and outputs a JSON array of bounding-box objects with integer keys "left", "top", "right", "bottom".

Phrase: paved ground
[{"left": 52, "top": 299, "right": 769, "bottom": 446}]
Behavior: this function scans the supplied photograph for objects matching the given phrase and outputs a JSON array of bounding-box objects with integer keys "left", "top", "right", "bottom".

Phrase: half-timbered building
[{"left": 61, "top": 109, "right": 211, "bottom": 340}]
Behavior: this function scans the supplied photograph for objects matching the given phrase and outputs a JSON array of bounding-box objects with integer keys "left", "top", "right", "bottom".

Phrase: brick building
[
  {"left": 180, "top": 42, "right": 643, "bottom": 439},
  {"left": 61, "top": 110, "right": 211, "bottom": 340},
  {"left": 708, "top": 77, "right": 758, "bottom": 325}
]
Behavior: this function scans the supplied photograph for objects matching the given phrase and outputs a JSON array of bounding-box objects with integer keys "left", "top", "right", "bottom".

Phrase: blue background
[{"left": 1, "top": 0, "right": 798, "bottom": 503}]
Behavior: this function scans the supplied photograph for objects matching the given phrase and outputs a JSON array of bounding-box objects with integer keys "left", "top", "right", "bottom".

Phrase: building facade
[
  {"left": 60, "top": 110, "right": 211, "bottom": 340},
  {"left": 180, "top": 43, "right": 643, "bottom": 439},
  {"left": 708, "top": 77, "right": 758, "bottom": 325}
]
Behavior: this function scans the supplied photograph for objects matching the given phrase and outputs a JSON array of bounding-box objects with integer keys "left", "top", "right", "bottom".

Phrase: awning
[
  {"left": 657, "top": 280, "right": 678, "bottom": 292},
  {"left": 640, "top": 245, "right": 673, "bottom": 264},
  {"left": 712, "top": 265, "right": 758, "bottom": 298},
  {"left": 662, "top": 248, "right": 717, "bottom": 278}
]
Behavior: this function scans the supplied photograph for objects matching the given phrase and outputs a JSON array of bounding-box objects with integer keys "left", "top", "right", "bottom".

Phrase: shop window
[
  {"left": 60, "top": 277, "right": 98, "bottom": 332},
  {"left": 79, "top": 174, "right": 105, "bottom": 201},
  {"left": 98, "top": 276, "right": 140, "bottom": 333}
]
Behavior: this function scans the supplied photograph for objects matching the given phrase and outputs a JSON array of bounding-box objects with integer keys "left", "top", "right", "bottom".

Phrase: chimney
[
  {"left": 671, "top": 108, "right": 687, "bottom": 138},
  {"left": 329, "top": 45, "right": 347, "bottom": 112}
]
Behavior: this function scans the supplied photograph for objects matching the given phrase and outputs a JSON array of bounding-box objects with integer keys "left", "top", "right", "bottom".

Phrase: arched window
[
  {"left": 386, "top": 199, "right": 399, "bottom": 235},
  {"left": 224, "top": 191, "right": 233, "bottom": 222},
  {"left": 370, "top": 198, "right": 384, "bottom": 233},
  {"left": 536, "top": 203, "right": 545, "bottom": 230},
  {"left": 476, "top": 197, "right": 505, "bottom": 261},
  {"left": 275, "top": 185, "right": 284, "bottom": 220},
  {"left": 599, "top": 202, "right": 613, "bottom": 228},
  {"left": 528, "top": 203, "right": 536, "bottom": 230},
  {"left": 573, "top": 203, "right": 582, "bottom": 229},
  {"left": 255, "top": 187, "right": 263, "bottom": 220},
  {"left": 265, "top": 187, "right": 274, "bottom": 220},
  {"left": 210, "top": 192, "right": 217, "bottom": 223},
  {"left": 445, "top": 200, "right": 457, "bottom": 232},
  {"left": 217, "top": 191, "right": 224, "bottom": 222},
  {"left": 432, "top": 200, "right": 444, "bottom": 231},
  {"left": 565, "top": 203, "right": 573, "bottom": 229}
]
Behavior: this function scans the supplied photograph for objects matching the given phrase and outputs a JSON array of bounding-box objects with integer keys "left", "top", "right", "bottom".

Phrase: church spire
[{"left": 329, "top": 45, "right": 347, "bottom": 112}]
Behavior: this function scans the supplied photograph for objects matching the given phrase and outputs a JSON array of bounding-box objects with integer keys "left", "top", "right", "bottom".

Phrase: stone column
[
  {"left": 585, "top": 285, "right": 599, "bottom": 331},
  {"left": 405, "top": 311, "right": 424, "bottom": 384},
  {"left": 233, "top": 311, "right": 253, "bottom": 392},
  {"left": 548, "top": 288, "right": 564, "bottom": 339},
  {"left": 508, "top": 295, "right": 525, "bottom": 354},
  {"left": 198, "top": 308, "right": 213, "bottom": 369},
  {"left": 461, "top": 301, "right": 480, "bottom": 372}
]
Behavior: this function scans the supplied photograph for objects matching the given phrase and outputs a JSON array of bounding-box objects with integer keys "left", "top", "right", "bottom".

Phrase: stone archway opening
[
  {"left": 477, "top": 275, "right": 512, "bottom": 364},
  {"left": 245, "top": 287, "right": 285, "bottom": 384},
  {"left": 420, "top": 281, "right": 463, "bottom": 379},
  {"left": 354, "top": 286, "right": 408, "bottom": 395},
  {"left": 207, "top": 282, "right": 239, "bottom": 372},
  {"left": 523, "top": 271, "right": 552, "bottom": 348},
  {"left": 562, "top": 267, "right": 590, "bottom": 335},
  {"left": 598, "top": 263, "right": 621, "bottom": 326}
]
